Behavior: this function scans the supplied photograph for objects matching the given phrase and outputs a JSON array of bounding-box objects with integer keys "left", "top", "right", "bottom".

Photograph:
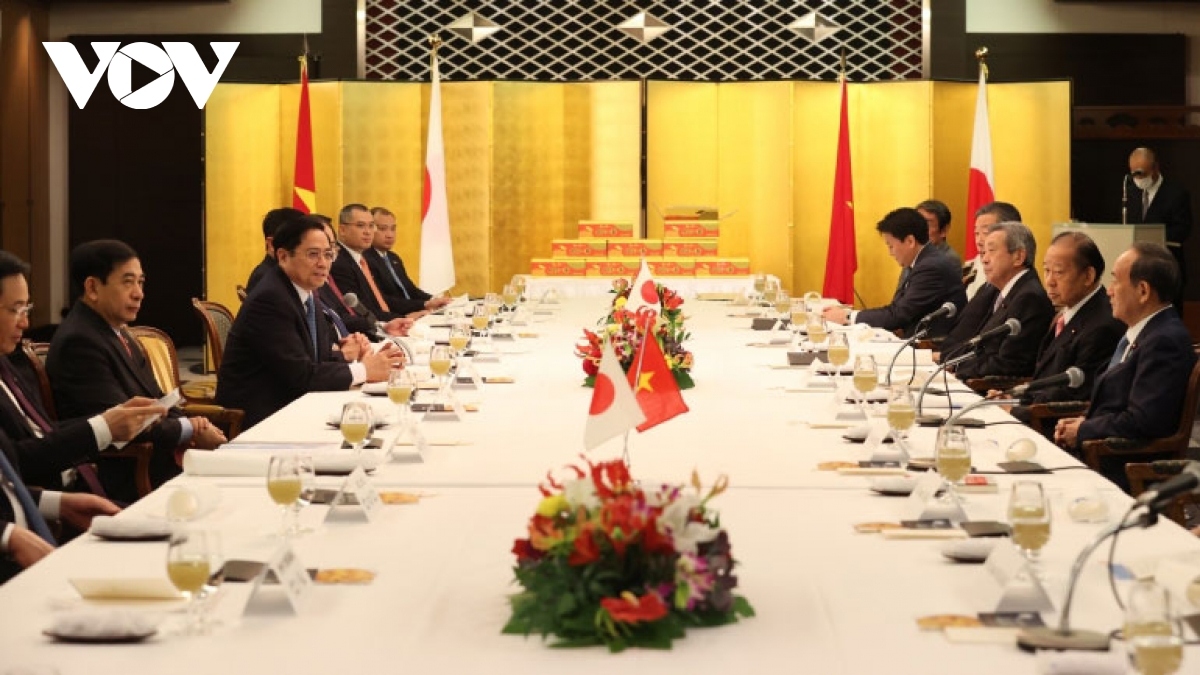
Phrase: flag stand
[{"left": 623, "top": 308, "right": 658, "bottom": 469}]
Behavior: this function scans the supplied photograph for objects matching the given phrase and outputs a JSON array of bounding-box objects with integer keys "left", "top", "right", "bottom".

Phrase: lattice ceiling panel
[{"left": 365, "top": 1, "right": 923, "bottom": 82}]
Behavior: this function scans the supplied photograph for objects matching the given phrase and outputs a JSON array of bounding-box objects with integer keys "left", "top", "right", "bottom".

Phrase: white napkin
[
  {"left": 1036, "top": 650, "right": 1125, "bottom": 675},
  {"left": 183, "top": 450, "right": 380, "bottom": 476},
  {"left": 47, "top": 609, "right": 160, "bottom": 638},
  {"left": 89, "top": 515, "right": 174, "bottom": 539}
]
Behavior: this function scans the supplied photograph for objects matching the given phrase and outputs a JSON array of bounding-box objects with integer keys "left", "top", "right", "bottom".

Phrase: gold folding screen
[{"left": 205, "top": 79, "right": 1069, "bottom": 311}]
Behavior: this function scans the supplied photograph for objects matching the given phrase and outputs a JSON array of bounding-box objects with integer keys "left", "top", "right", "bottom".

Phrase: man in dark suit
[
  {"left": 246, "top": 207, "right": 304, "bottom": 294},
  {"left": 915, "top": 199, "right": 959, "bottom": 267},
  {"left": 46, "top": 241, "right": 227, "bottom": 502},
  {"left": 367, "top": 206, "right": 450, "bottom": 314},
  {"left": 0, "top": 428, "right": 122, "bottom": 583},
  {"left": 1056, "top": 243, "right": 1197, "bottom": 489},
  {"left": 331, "top": 203, "right": 426, "bottom": 319},
  {"left": 314, "top": 219, "right": 412, "bottom": 340},
  {"left": 960, "top": 201, "right": 1022, "bottom": 300},
  {"left": 0, "top": 251, "right": 166, "bottom": 492},
  {"left": 1128, "top": 147, "right": 1192, "bottom": 311},
  {"left": 217, "top": 217, "right": 402, "bottom": 428},
  {"left": 1007, "top": 232, "right": 1125, "bottom": 425},
  {"left": 946, "top": 221, "right": 1055, "bottom": 380},
  {"left": 822, "top": 207, "right": 966, "bottom": 338}
]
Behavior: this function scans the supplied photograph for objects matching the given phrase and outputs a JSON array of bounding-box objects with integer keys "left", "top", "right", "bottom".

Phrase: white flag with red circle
[
  {"left": 965, "top": 66, "right": 995, "bottom": 260},
  {"left": 623, "top": 258, "right": 660, "bottom": 315},
  {"left": 584, "top": 341, "right": 645, "bottom": 451}
]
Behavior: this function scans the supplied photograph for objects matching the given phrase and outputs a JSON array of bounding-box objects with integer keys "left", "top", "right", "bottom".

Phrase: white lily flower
[
  {"left": 659, "top": 495, "right": 719, "bottom": 555},
  {"left": 561, "top": 479, "right": 600, "bottom": 511}
]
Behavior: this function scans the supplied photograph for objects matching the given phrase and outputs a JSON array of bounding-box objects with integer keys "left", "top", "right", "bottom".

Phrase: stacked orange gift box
[{"left": 529, "top": 215, "right": 749, "bottom": 277}]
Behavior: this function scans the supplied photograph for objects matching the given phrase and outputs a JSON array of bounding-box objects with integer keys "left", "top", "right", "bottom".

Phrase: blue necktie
[
  {"left": 1108, "top": 335, "right": 1130, "bottom": 371},
  {"left": 322, "top": 306, "right": 349, "bottom": 340},
  {"left": 0, "top": 449, "right": 55, "bottom": 545},
  {"left": 304, "top": 296, "right": 319, "bottom": 359},
  {"left": 377, "top": 251, "right": 410, "bottom": 300}
]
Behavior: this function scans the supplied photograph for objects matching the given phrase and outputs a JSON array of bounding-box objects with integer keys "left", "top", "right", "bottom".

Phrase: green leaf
[
  {"left": 556, "top": 593, "right": 577, "bottom": 616},
  {"left": 733, "top": 595, "right": 757, "bottom": 618}
]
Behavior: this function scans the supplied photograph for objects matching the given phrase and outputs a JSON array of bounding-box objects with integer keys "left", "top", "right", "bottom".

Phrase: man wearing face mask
[{"left": 1127, "top": 147, "right": 1192, "bottom": 312}]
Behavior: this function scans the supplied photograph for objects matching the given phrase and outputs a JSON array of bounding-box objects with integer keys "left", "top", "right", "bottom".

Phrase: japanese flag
[
  {"left": 584, "top": 341, "right": 645, "bottom": 451},
  {"left": 624, "top": 258, "right": 660, "bottom": 315}
]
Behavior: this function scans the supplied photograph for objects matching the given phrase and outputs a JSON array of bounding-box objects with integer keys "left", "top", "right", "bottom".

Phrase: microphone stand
[
  {"left": 884, "top": 324, "right": 929, "bottom": 387},
  {"left": 915, "top": 350, "right": 978, "bottom": 424},
  {"left": 1018, "top": 507, "right": 1159, "bottom": 652},
  {"left": 943, "top": 396, "right": 1019, "bottom": 427}
]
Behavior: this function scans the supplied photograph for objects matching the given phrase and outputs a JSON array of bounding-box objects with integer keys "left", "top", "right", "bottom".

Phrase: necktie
[
  {"left": 117, "top": 331, "right": 134, "bottom": 359},
  {"left": 992, "top": 292, "right": 1004, "bottom": 313},
  {"left": 0, "top": 360, "right": 52, "bottom": 435},
  {"left": 1108, "top": 335, "right": 1130, "bottom": 370},
  {"left": 1143, "top": 188, "right": 1151, "bottom": 217},
  {"left": 326, "top": 277, "right": 356, "bottom": 315},
  {"left": 304, "top": 296, "right": 319, "bottom": 359},
  {"left": 893, "top": 267, "right": 911, "bottom": 301},
  {"left": 1054, "top": 313, "right": 1066, "bottom": 338},
  {"left": 377, "top": 251, "right": 411, "bottom": 300},
  {"left": 359, "top": 258, "right": 391, "bottom": 313},
  {"left": 322, "top": 305, "right": 349, "bottom": 340},
  {"left": 0, "top": 448, "right": 55, "bottom": 545}
]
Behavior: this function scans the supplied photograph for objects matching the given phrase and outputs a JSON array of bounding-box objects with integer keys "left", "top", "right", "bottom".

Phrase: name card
[
  {"left": 248, "top": 542, "right": 311, "bottom": 614},
  {"left": 453, "top": 358, "right": 485, "bottom": 390},
  {"left": 902, "top": 471, "right": 945, "bottom": 520},
  {"left": 983, "top": 540, "right": 1054, "bottom": 613},
  {"left": 343, "top": 466, "right": 383, "bottom": 522}
]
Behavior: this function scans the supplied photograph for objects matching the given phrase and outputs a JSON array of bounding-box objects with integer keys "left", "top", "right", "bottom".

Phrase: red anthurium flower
[
  {"left": 601, "top": 591, "right": 669, "bottom": 624},
  {"left": 590, "top": 459, "right": 633, "bottom": 499},
  {"left": 568, "top": 525, "right": 600, "bottom": 566},
  {"left": 511, "top": 538, "right": 542, "bottom": 562},
  {"left": 528, "top": 514, "right": 563, "bottom": 552}
]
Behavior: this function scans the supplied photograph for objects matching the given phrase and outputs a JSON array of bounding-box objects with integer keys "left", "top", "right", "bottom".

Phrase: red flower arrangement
[
  {"left": 575, "top": 282, "right": 694, "bottom": 390},
  {"left": 503, "top": 459, "right": 754, "bottom": 651}
]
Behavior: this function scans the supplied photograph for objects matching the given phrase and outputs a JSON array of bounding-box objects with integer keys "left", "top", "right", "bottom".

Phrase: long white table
[{"left": 4, "top": 296, "right": 1200, "bottom": 673}]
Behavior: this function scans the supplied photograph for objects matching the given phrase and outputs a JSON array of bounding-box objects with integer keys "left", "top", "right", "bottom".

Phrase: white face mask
[{"left": 1133, "top": 175, "right": 1154, "bottom": 190}]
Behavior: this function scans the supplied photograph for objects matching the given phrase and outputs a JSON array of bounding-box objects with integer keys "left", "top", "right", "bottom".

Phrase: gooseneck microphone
[
  {"left": 965, "top": 317, "right": 1021, "bottom": 349},
  {"left": 1134, "top": 461, "right": 1200, "bottom": 511},
  {"left": 883, "top": 303, "right": 957, "bottom": 387},
  {"left": 1006, "top": 366, "right": 1084, "bottom": 398},
  {"left": 342, "top": 292, "right": 389, "bottom": 340}
]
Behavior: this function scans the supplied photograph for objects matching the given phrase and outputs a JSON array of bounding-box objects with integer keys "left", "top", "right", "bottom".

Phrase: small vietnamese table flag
[
  {"left": 626, "top": 310, "right": 688, "bottom": 432},
  {"left": 624, "top": 259, "right": 660, "bottom": 315},
  {"left": 291, "top": 53, "right": 316, "bottom": 214},
  {"left": 584, "top": 340, "right": 645, "bottom": 450}
]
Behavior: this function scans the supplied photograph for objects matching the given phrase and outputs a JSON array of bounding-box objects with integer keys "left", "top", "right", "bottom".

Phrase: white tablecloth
[{"left": 524, "top": 276, "right": 756, "bottom": 299}]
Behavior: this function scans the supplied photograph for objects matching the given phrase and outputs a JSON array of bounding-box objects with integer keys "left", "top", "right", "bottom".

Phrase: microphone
[
  {"left": 1135, "top": 461, "right": 1200, "bottom": 510},
  {"left": 965, "top": 318, "right": 1021, "bottom": 348},
  {"left": 342, "top": 292, "right": 378, "bottom": 323},
  {"left": 1006, "top": 366, "right": 1085, "bottom": 397},
  {"left": 919, "top": 301, "right": 957, "bottom": 325}
]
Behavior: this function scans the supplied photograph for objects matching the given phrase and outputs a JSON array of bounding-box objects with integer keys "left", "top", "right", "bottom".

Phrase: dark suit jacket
[
  {"left": 1131, "top": 176, "right": 1193, "bottom": 246},
  {"left": 367, "top": 247, "right": 431, "bottom": 304},
  {"left": 245, "top": 254, "right": 275, "bottom": 295},
  {"left": 1025, "top": 289, "right": 1125, "bottom": 405},
  {"left": 46, "top": 302, "right": 186, "bottom": 502},
  {"left": 951, "top": 270, "right": 1055, "bottom": 380},
  {"left": 940, "top": 284, "right": 999, "bottom": 356},
  {"left": 0, "top": 430, "right": 47, "bottom": 583},
  {"left": 329, "top": 243, "right": 422, "bottom": 319},
  {"left": 217, "top": 265, "right": 354, "bottom": 428},
  {"left": 316, "top": 283, "right": 377, "bottom": 339},
  {"left": 0, "top": 351, "right": 100, "bottom": 490},
  {"left": 856, "top": 245, "right": 966, "bottom": 338}
]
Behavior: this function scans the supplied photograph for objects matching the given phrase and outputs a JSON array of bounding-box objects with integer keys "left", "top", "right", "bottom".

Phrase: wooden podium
[{"left": 1051, "top": 222, "right": 1166, "bottom": 275}]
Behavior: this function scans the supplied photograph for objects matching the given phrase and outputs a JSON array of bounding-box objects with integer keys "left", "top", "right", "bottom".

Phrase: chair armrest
[
  {"left": 1025, "top": 400, "right": 1089, "bottom": 436},
  {"left": 1082, "top": 437, "right": 1184, "bottom": 470},
  {"left": 181, "top": 404, "right": 245, "bottom": 441},
  {"left": 103, "top": 442, "right": 155, "bottom": 498}
]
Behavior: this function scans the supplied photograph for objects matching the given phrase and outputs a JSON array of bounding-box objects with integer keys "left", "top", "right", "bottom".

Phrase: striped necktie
[
  {"left": 304, "top": 296, "right": 319, "bottom": 359},
  {"left": 1107, "top": 335, "right": 1130, "bottom": 370},
  {"left": 0, "top": 449, "right": 55, "bottom": 545},
  {"left": 376, "top": 250, "right": 411, "bottom": 300}
]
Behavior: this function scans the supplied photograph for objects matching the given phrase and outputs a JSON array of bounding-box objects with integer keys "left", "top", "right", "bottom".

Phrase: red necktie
[
  {"left": 1054, "top": 313, "right": 1066, "bottom": 338},
  {"left": 117, "top": 331, "right": 134, "bottom": 359},
  {"left": 325, "top": 276, "right": 356, "bottom": 315}
]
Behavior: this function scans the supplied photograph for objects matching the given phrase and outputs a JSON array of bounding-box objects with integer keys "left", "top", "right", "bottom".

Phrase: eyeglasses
[
  {"left": 4, "top": 304, "right": 33, "bottom": 318},
  {"left": 301, "top": 249, "right": 336, "bottom": 263}
]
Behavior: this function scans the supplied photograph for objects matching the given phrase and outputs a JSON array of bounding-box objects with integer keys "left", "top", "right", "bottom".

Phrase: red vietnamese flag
[
  {"left": 584, "top": 341, "right": 645, "bottom": 450},
  {"left": 822, "top": 76, "right": 856, "bottom": 305},
  {"left": 965, "top": 65, "right": 995, "bottom": 260},
  {"left": 291, "top": 54, "right": 316, "bottom": 214},
  {"left": 626, "top": 311, "right": 688, "bottom": 432}
]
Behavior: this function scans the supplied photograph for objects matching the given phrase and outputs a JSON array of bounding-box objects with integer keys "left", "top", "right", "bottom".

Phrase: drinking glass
[
  {"left": 429, "top": 345, "right": 454, "bottom": 398},
  {"left": 167, "top": 530, "right": 215, "bottom": 636},
  {"left": 512, "top": 275, "right": 527, "bottom": 303},
  {"left": 806, "top": 311, "right": 828, "bottom": 347},
  {"left": 803, "top": 291, "right": 823, "bottom": 313},
  {"left": 340, "top": 402, "right": 374, "bottom": 455},
  {"left": 789, "top": 298, "right": 807, "bottom": 345},
  {"left": 1008, "top": 480, "right": 1052, "bottom": 573},
  {"left": 485, "top": 292, "right": 502, "bottom": 320},
  {"left": 762, "top": 278, "right": 780, "bottom": 307},
  {"left": 267, "top": 454, "right": 314, "bottom": 537},
  {"left": 826, "top": 331, "right": 850, "bottom": 392},
  {"left": 773, "top": 289, "right": 791, "bottom": 322},
  {"left": 886, "top": 385, "right": 916, "bottom": 450},
  {"left": 470, "top": 304, "right": 490, "bottom": 336},
  {"left": 1125, "top": 580, "right": 1184, "bottom": 675},
  {"left": 196, "top": 531, "right": 225, "bottom": 631},
  {"left": 935, "top": 426, "right": 972, "bottom": 500},
  {"left": 448, "top": 324, "right": 471, "bottom": 356},
  {"left": 852, "top": 354, "right": 879, "bottom": 417},
  {"left": 752, "top": 273, "right": 767, "bottom": 303},
  {"left": 388, "top": 368, "right": 417, "bottom": 427},
  {"left": 502, "top": 283, "right": 519, "bottom": 311}
]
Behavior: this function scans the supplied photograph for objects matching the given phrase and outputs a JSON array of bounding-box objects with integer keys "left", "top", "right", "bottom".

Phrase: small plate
[
  {"left": 869, "top": 476, "right": 918, "bottom": 496},
  {"left": 43, "top": 628, "right": 157, "bottom": 644},
  {"left": 940, "top": 538, "right": 996, "bottom": 563},
  {"left": 90, "top": 531, "right": 171, "bottom": 543}
]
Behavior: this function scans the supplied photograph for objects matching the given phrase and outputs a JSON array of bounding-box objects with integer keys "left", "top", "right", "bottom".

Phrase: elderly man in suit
[
  {"left": 822, "top": 207, "right": 966, "bottom": 338},
  {"left": 0, "top": 251, "right": 166, "bottom": 493},
  {"left": 0, "top": 427, "right": 122, "bottom": 583},
  {"left": 1056, "top": 243, "right": 1197, "bottom": 490},
  {"left": 367, "top": 206, "right": 450, "bottom": 314},
  {"left": 1005, "top": 232, "right": 1125, "bottom": 427},
  {"left": 1128, "top": 147, "right": 1192, "bottom": 312},
  {"left": 941, "top": 221, "right": 1054, "bottom": 380},
  {"left": 217, "top": 216, "right": 402, "bottom": 428},
  {"left": 46, "top": 241, "right": 227, "bottom": 502},
  {"left": 960, "top": 201, "right": 1022, "bottom": 301}
]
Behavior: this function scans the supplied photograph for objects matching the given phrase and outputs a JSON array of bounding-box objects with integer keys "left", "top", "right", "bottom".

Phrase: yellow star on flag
[
  {"left": 293, "top": 187, "right": 316, "bottom": 213},
  {"left": 637, "top": 371, "right": 655, "bottom": 393}
]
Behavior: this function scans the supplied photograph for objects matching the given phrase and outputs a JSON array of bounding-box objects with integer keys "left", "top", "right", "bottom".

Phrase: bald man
[{"left": 1128, "top": 147, "right": 1192, "bottom": 311}]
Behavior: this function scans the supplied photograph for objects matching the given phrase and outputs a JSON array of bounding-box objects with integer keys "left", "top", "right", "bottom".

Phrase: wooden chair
[
  {"left": 1025, "top": 400, "right": 1090, "bottom": 438},
  {"left": 1125, "top": 461, "right": 1194, "bottom": 527},
  {"left": 1080, "top": 357, "right": 1200, "bottom": 472},
  {"left": 127, "top": 325, "right": 245, "bottom": 442},
  {"left": 235, "top": 285, "right": 247, "bottom": 302},
  {"left": 190, "top": 298, "right": 235, "bottom": 373},
  {"left": 20, "top": 340, "right": 56, "bottom": 421}
]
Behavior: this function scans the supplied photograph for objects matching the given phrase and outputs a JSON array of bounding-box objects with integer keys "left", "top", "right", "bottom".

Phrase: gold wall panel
[
  {"left": 930, "top": 82, "right": 975, "bottom": 257},
  {"left": 439, "top": 81, "right": 493, "bottom": 295},
  {"left": 587, "top": 81, "right": 642, "bottom": 224},
  {"left": 717, "top": 82, "right": 794, "bottom": 288},
  {"left": 492, "top": 83, "right": 564, "bottom": 293},
  {"left": 647, "top": 82, "right": 718, "bottom": 240},
  {"left": 563, "top": 84, "right": 595, "bottom": 243},
  {"left": 204, "top": 84, "right": 282, "bottom": 313},
  {"left": 989, "top": 81, "right": 1072, "bottom": 268},
  {"left": 791, "top": 82, "right": 842, "bottom": 298}
]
